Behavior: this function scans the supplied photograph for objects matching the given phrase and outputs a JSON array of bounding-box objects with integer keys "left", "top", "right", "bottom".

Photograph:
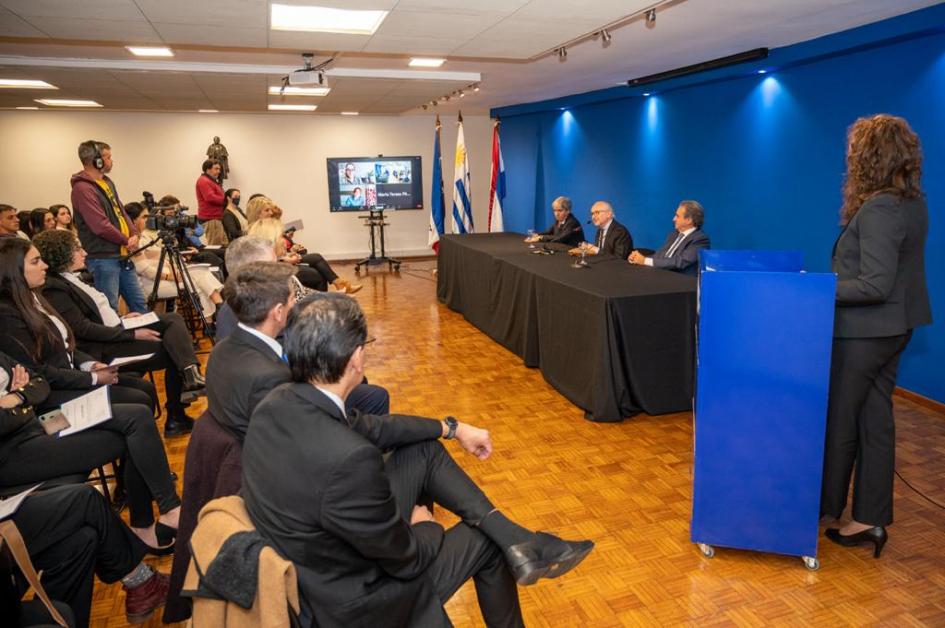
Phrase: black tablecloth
[{"left": 436, "top": 233, "right": 697, "bottom": 422}]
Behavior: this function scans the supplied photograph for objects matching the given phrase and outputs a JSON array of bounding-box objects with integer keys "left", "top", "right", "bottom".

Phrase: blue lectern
[{"left": 690, "top": 251, "right": 836, "bottom": 570}]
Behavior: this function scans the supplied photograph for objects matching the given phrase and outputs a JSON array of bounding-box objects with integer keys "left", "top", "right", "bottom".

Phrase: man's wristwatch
[{"left": 443, "top": 416, "right": 458, "bottom": 440}]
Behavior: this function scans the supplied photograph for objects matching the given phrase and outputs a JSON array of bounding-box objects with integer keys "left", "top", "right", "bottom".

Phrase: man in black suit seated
[
  {"left": 206, "top": 260, "right": 388, "bottom": 441},
  {"left": 242, "top": 293, "right": 594, "bottom": 628},
  {"left": 524, "top": 196, "right": 585, "bottom": 247},
  {"left": 568, "top": 201, "right": 633, "bottom": 259},
  {"left": 629, "top": 200, "right": 710, "bottom": 276}
]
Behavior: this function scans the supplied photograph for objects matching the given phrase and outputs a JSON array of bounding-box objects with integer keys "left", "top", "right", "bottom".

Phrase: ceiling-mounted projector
[{"left": 289, "top": 69, "right": 325, "bottom": 85}]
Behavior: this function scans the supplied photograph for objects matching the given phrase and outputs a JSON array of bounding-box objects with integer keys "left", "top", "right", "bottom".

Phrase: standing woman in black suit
[{"left": 821, "top": 114, "right": 932, "bottom": 556}]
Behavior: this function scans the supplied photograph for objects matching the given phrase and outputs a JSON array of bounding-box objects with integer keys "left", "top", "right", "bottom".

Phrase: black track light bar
[{"left": 627, "top": 47, "right": 769, "bottom": 87}]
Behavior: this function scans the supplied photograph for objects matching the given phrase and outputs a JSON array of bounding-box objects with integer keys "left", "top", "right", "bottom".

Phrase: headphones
[{"left": 87, "top": 140, "right": 104, "bottom": 170}]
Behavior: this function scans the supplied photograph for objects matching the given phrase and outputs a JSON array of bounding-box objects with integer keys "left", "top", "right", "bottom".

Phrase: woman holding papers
[
  {"left": 0, "top": 350, "right": 183, "bottom": 556},
  {"left": 0, "top": 240, "right": 156, "bottom": 414},
  {"left": 33, "top": 230, "right": 204, "bottom": 437}
]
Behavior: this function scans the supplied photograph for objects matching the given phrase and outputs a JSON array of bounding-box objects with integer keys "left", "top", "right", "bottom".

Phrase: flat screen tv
[{"left": 327, "top": 156, "right": 423, "bottom": 211}]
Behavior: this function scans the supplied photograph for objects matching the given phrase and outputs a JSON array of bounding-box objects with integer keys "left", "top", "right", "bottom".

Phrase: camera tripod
[{"left": 141, "top": 232, "right": 216, "bottom": 342}]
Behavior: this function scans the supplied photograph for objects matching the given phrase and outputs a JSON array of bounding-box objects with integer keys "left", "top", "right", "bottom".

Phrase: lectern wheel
[
  {"left": 697, "top": 543, "right": 714, "bottom": 558},
  {"left": 802, "top": 556, "right": 820, "bottom": 571}
]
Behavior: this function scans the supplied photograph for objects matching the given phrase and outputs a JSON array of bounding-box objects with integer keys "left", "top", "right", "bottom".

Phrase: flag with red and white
[{"left": 487, "top": 118, "right": 505, "bottom": 232}]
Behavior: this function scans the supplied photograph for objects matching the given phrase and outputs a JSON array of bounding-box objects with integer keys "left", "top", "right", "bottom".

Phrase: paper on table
[
  {"left": 203, "top": 245, "right": 223, "bottom": 250},
  {"left": 105, "top": 353, "right": 155, "bottom": 369},
  {"left": 121, "top": 311, "right": 159, "bottom": 330},
  {"left": 59, "top": 386, "right": 113, "bottom": 437},
  {"left": 0, "top": 484, "right": 41, "bottom": 521}
]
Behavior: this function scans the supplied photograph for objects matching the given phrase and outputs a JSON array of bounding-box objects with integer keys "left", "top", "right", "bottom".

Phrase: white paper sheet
[
  {"left": 58, "top": 386, "right": 113, "bottom": 437},
  {"left": 121, "top": 311, "right": 160, "bottom": 330},
  {"left": 104, "top": 353, "right": 155, "bottom": 369}
]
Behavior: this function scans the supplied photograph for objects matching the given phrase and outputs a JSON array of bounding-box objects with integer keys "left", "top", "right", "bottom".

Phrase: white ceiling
[{"left": 0, "top": 0, "right": 938, "bottom": 115}]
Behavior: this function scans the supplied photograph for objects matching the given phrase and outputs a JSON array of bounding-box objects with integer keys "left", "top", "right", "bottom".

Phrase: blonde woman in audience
[
  {"left": 124, "top": 203, "right": 223, "bottom": 314},
  {"left": 247, "top": 218, "right": 362, "bottom": 294},
  {"left": 203, "top": 219, "right": 229, "bottom": 247},
  {"left": 245, "top": 195, "right": 275, "bottom": 226}
]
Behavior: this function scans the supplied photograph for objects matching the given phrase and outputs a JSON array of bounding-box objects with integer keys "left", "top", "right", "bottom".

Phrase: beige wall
[{"left": 0, "top": 110, "right": 494, "bottom": 259}]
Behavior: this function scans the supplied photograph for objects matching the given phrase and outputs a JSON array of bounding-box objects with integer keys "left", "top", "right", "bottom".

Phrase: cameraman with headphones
[{"left": 70, "top": 140, "right": 148, "bottom": 313}]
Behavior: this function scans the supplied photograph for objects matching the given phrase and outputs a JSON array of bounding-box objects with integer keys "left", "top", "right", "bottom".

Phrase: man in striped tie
[{"left": 628, "top": 200, "right": 711, "bottom": 276}]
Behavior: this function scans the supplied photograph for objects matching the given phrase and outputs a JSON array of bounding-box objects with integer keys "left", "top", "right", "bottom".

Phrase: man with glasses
[
  {"left": 569, "top": 200, "right": 634, "bottom": 259},
  {"left": 524, "top": 196, "right": 585, "bottom": 247}
]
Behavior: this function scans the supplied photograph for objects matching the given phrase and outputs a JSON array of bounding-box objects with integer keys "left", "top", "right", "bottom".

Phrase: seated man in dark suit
[
  {"left": 628, "top": 200, "right": 710, "bottom": 276},
  {"left": 524, "top": 196, "right": 585, "bottom": 247},
  {"left": 206, "top": 260, "right": 388, "bottom": 442},
  {"left": 242, "top": 293, "right": 594, "bottom": 628},
  {"left": 569, "top": 201, "right": 633, "bottom": 259}
]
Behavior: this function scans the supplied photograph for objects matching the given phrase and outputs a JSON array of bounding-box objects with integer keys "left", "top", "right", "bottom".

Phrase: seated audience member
[
  {"left": 0, "top": 204, "right": 24, "bottom": 239},
  {"left": 207, "top": 262, "right": 389, "bottom": 444},
  {"left": 0, "top": 348, "right": 182, "bottom": 556},
  {"left": 0, "top": 238, "right": 156, "bottom": 412},
  {"left": 241, "top": 293, "right": 594, "bottom": 627},
  {"left": 29, "top": 208, "right": 56, "bottom": 237},
  {"left": 628, "top": 200, "right": 710, "bottom": 276},
  {"left": 524, "top": 196, "right": 585, "bottom": 247},
  {"left": 221, "top": 188, "right": 246, "bottom": 243},
  {"left": 17, "top": 210, "right": 33, "bottom": 239},
  {"left": 33, "top": 230, "right": 206, "bottom": 436},
  {"left": 248, "top": 217, "right": 362, "bottom": 294},
  {"left": 568, "top": 201, "right": 634, "bottom": 259},
  {"left": 124, "top": 202, "right": 223, "bottom": 315},
  {"left": 10, "top": 485, "right": 170, "bottom": 627},
  {"left": 52, "top": 203, "right": 78, "bottom": 234},
  {"left": 244, "top": 195, "right": 276, "bottom": 225}
]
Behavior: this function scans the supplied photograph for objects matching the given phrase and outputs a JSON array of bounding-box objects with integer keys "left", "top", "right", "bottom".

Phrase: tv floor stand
[{"left": 355, "top": 209, "right": 401, "bottom": 273}]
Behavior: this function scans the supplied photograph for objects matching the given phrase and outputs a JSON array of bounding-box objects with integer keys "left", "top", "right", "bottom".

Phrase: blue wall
[{"left": 495, "top": 6, "right": 945, "bottom": 403}]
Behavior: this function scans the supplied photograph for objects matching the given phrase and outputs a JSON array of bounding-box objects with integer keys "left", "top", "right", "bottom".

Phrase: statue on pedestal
[{"left": 206, "top": 136, "right": 229, "bottom": 180}]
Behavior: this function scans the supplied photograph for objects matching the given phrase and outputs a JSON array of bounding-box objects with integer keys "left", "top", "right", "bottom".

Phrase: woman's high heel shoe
[
  {"left": 825, "top": 526, "right": 888, "bottom": 558},
  {"left": 155, "top": 522, "right": 178, "bottom": 548}
]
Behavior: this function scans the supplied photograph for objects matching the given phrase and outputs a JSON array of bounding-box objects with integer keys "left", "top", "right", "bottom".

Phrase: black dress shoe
[
  {"left": 163, "top": 415, "right": 195, "bottom": 437},
  {"left": 504, "top": 532, "right": 594, "bottom": 586},
  {"left": 182, "top": 365, "right": 206, "bottom": 392},
  {"left": 825, "top": 526, "right": 888, "bottom": 558}
]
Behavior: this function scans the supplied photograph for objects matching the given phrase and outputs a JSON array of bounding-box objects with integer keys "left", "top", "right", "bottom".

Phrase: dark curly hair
[
  {"left": 841, "top": 114, "right": 923, "bottom": 223},
  {"left": 32, "top": 228, "right": 80, "bottom": 275}
]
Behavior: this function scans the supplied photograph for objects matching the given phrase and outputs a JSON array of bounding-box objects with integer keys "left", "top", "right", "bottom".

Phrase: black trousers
[
  {"left": 348, "top": 383, "right": 389, "bottom": 415},
  {"left": 0, "top": 404, "right": 180, "bottom": 528},
  {"left": 41, "top": 376, "right": 156, "bottom": 415},
  {"left": 295, "top": 266, "right": 328, "bottom": 292},
  {"left": 300, "top": 253, "right": 339, "bottom": 284},
  {"left": 385, "top": 441, "right": 524, "bottom": 628},
  {"left": 821, "top": 332, "right": 912, "bottom": 526},
  {"left": 12, "top": 484, "right": 146, "bottom": 628},
  {"left": 97, "top": 313, "right": 197, "bottom": 416}
]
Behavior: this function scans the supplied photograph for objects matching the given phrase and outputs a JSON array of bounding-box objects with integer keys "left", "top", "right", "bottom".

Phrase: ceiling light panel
[
  {"left": 268, "top": 103, "right": 317, "bottom": 111},
  {"left": 126, "top": 46, "right": 174, "bottom": 57},
  {"left": 35, "top": 98, "right": 103, "bottom": 107},
  {"left": 409, "top": 58, "right": 445, "bottom": 67},
  {"left": 268, "top": 86, "right": 331, "bottom": 96},
  {"left": 270, "top": 4, "right": 389, "bottom": 35},
  {"left": 0, "top": 79, "right": 57, "bottom": 89}
]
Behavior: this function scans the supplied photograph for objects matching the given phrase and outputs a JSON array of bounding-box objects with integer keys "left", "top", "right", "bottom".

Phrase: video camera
[{"left": 141, "top": 191, "right": 197, "bottom": 233}]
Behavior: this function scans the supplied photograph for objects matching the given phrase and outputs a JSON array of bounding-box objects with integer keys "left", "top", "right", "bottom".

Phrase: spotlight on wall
[
  {"left": 645, "top": 9, "right": 656, "bottom": 28},
  {"left": 557, "top": 47, "right": 567, "bottom": 62},
  {"left": 473, "top": 84, "right": 480, "bottom": 92},
  {"left": 459, "top": 90, "right": 465, "bottom": 98},
  {"left": 601, "top": 29, "right": 612, "bottom": 48}
]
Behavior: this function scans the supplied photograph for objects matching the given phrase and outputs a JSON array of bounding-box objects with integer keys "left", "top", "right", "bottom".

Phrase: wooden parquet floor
[{"left": 88, "top": 260, "right": 945, "bottom": 627}]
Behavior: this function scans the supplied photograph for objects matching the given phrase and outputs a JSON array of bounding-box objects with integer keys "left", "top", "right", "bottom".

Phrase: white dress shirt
[
  {"left": 315, "top": 386, "right": 346, "bottom": 417},
  {"left": 62, "top": 272, "right": 122, "bottom": 327},
  {"left": 237, "top": 322, "right": 283, "bottom": 357}
]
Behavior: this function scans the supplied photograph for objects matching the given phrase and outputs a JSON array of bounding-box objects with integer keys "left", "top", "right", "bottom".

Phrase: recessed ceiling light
[
  {"left": 198, "top": 109, "right": 219, "bottom": 113},
  {"left": 35, "top": 98, "right": 103, "bottom": 107},
  {"left": 409, "top": 58, "right": 445, "bottom": 68},
  {"left": 268, "top": 86, "right": 331, "bottom": 96},
  {"left": 0, "top": 79, "right": 57, "bottom": 89},
  {"left": 270, "top": 4, "right": 388, "bottom": 35},
  {"left": 268, "top": 103, "right": 317, "bottom": 112},
  {"left": 340, "top": 111, "right": 359, "bottom": 116},
  {"left": 126, "top": 46, "right": 174, "bottom": 57},
  {"left": 15, "top": 106, "right": 39, "bottom": 110}
]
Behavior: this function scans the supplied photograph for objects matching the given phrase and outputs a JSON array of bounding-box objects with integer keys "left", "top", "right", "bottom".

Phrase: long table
[{"left": 436, "top": 233, "right": 697, "bottom": 422}]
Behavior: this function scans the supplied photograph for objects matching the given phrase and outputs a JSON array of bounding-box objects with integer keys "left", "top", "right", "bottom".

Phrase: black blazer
[
  {"left": 0, "top": 299, "right": 96, "bottom": 390},
  {"left": 0, "top": 353, "right": 50, "bottom": 465},
  {"left": 651, "top": 228, "right": 711, "bottom": 276},
  {"left": 832, "top": 193, "right": 931, "bottom": 338},
  {"left": 540, "top": 213, "right": 585, "bottom": 247},
  {"left": 41, "top": 274, "right": 135, "bottom": 358},
  {"left": 221, "top": 209, "right": 244, "bottom": 244},
  {"left": 205, "top": 325, "right": 291, "bottom": 442},
  {"left": 242, "top": 382, "right": 448, "bottom": 628},
  {"left": 595, "top": 219, "right": 634, "bottom": 259}
]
